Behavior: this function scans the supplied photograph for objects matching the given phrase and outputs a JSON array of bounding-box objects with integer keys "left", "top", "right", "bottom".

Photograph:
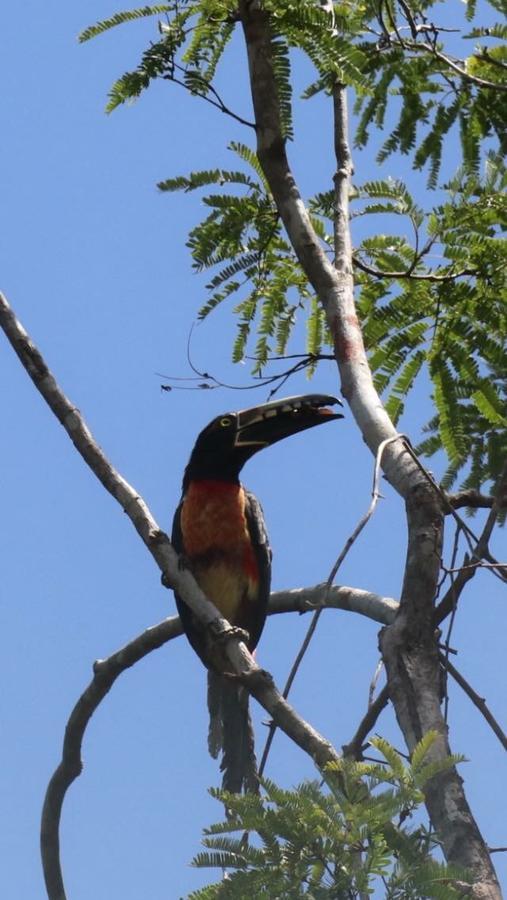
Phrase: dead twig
[{"left": 440, "top": 654, "right": 507, "bottom": 753}]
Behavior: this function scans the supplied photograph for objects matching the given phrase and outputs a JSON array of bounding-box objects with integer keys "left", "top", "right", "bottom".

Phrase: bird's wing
[
  {"left": 171, "top": 499, "right": 208, "bottom": 663},
  {"left": 243, "top": 489, "right": 272, "bottom": 651}
]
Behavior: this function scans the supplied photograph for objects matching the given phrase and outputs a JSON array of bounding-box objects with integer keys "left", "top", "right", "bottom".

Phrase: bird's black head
[{"left": 182, "top": 394, "right": 343, "bottom": 489}]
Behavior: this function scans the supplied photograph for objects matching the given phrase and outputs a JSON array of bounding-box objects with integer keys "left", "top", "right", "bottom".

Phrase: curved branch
[
  {"left": 403, "top": 38, "right": 507, "bottom": 92},
  {"left": 446, "top": 490, "right": 502, "bottom": 511},
  {"left": 270, "top": 584, "right": 397, "bottom": 625},
  {"left": 40, "top": 600, "right": 343, "bottom": 899},
  {"left": 0, "top": 292, "right": 343, "bottom": 898},
  {"left": 40, "top": 618, "right": 183, "bottom": 899}
]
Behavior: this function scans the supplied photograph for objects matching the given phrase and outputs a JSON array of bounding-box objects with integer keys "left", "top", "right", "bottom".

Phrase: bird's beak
[{"left": 234, "top": 394, "right": 343, "bottom": 448}]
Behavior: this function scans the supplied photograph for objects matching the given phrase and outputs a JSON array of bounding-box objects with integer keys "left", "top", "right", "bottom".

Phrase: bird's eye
[{"left": 220, "top": 417, "right": 232, "bottom": 427}]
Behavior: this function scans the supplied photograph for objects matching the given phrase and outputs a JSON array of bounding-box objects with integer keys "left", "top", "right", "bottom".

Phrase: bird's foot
[{"left": 210, "top": 620, "right": 250, "bottom": 645}]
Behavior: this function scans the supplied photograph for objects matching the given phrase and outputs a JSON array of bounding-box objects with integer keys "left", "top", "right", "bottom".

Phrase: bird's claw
[{"left": 210, "top": 621, "right": 250, "bottom": 645}]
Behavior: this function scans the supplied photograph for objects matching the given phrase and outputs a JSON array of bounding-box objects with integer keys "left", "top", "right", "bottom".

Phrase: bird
[{"left": 172, "top": 393, "right": 343, "bottom": 794}]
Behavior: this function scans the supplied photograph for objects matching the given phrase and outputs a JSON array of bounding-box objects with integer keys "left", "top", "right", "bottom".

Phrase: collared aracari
[{"left": 172, "top": 394, "right": 343, "bottom": 793}]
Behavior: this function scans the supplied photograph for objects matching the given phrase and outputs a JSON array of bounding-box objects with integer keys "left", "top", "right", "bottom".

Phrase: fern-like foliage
[
  {"left": 353, "top": 0, "right": 507, "bottom": 185},
  {"left": 158, "top": 142, "right": 318, "bottom": 371},
  {"left": 187, "top": 734, "right": 468, "bottom": 899},
  {"left": 82, "top": 0, "right": 506, "bottom": 494},
  {"left": 352, "top": 154, "right": 507, "bottom": 495},
  {"left": 78, "top": 5, "right": 173, "bottom": 43}
]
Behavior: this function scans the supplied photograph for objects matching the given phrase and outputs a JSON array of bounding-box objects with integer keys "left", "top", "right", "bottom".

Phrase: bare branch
[
  {"left": 342, "top": 684, "right": 390, "bottom": 761},
  {"left": 41, "top": 615, "right": 340, "bottom": 899},
  {"left": 162, "top": 60, "right": 256, "bottom": 129},
  {"left": 446, "top": 490, "right": 503, "bottom": 511},
  {"left": 440, "top": 654, "right": 507, "bottom": 753},
  {"left": 40, "top": 617, "right": 183, "bottom": 899},
  {"left": 354, "top": 256, "right": 479, "bottom": 283},
  {"left": 269, "top": 584, "right": 397, "bottom": 625},
  {"left": 38, "top": 577, "right": 397, "bottom": 899},
  {"left": 0, "top": 292, "right": 344, "bottom": 898},
  {"left": 0, "top": 293, "right": 231, "bottom": 637},
  {"left": 436, "top": 465, "right": 507, "bottom": 624}
]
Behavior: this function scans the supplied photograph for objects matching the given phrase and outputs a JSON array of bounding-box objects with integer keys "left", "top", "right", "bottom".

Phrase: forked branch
[{"left": 0, "top": 292, "right": 341, "bottom": 900}]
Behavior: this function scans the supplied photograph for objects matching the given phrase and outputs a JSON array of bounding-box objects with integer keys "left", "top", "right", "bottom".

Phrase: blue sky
[{"left": 1, "top": 3, "right": 505, "bottom": 897}]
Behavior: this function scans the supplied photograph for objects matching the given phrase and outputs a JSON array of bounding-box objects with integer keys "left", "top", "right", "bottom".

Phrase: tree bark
[{"left": 238, "top": 5, "right": 501, "bottom": 895}]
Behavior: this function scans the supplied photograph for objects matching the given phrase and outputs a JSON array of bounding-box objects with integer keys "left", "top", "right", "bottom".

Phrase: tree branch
[
  {"left": 440, "top": 654, "right": 507, "bottom": 754},
  {"left": 446, "top": 491, "right": 500, "bottom": 510},
  {"left": 40, "top": 608, "right": 343, "bottom": 899},
  {"left": 402, "top": 38, "right": 507, "bottom": 92},
  {"left": 342, "top": 684, "right": 390, "bottom": 761},
  {"left": 0, "top": 291, "right": 232, "bottom": 639},
  {"left": 40, "top": 618, "right": 183, "bottom": 900},
  {"left": 0, "top": 292, "right": 344, "bottom": 899},
  {"left": 354, "top": 256, "right": 479, "bottom": 283},
  {"left": 238, "top": 0, "right": 421, "bottom": 498},
  {"left": 269, "top": 584, "right": 397, "bottom": 625},
  {"left": 436, "top": 465, "right": 507, "bottom": 624},
  {"left": 238, "top": 7, "right": 501, "bottom": 894},
  {"left": 39, "top": 580, "right": 397, "bottom": 897}
]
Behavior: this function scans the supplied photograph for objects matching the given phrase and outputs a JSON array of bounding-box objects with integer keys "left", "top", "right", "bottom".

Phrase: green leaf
[{"left": 79, "top": 5, "right": 173, "bottom": 43}]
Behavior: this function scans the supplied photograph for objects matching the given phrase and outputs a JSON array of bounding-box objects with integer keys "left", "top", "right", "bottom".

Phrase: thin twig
[
  {"left": 443, "top": 561, "right": 507, "bottom": 574},
  {"left": 440, "top": 654, "right": 507, "bottom": 753},
  {"left": 368, "top": 659, "right": 385, "bottom": 708},
  {"left": 163, "top": 62, "right": 255, "bottom": 129},
  {"left": 258, "top": 434, "right": 404, "bottom": 778},
  {"left": 402, "top": 38, "right": 507, "bottom": 92},
  {"left": 354, "top": 256, "right": 478, "bottom": 283},
  {"left": 435, "top": 463, "right": 507, "bottom": 624},
  {"left": 442, "top": 524, "right": 461, "bottom": 724},
  {"left": 342, "top": 685, "right": 390, "bottom": 760},
  {"left": 400, "top": 436, "right": 507, "bottom": 584}
]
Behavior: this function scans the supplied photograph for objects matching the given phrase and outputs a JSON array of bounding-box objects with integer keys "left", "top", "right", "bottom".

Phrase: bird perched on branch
[{"left": 172, "top": 394, "right": 343, "bottom": 793}]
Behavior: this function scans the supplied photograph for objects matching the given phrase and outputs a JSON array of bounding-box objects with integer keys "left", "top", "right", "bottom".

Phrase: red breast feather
[{"left": 180, "top": 481, "right": 260, "bottom": 626}]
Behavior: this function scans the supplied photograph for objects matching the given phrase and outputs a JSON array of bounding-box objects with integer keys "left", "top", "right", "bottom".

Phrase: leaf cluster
[
  {"left": 353, "top": 156, "right": 507, "bottom": 493},
  {"left": 187, "top": 733, "right": 468, "bottom": 899},
  {"left": 80, "top": 1, "right": 507, "bottom": 492},
  {"left": 354, "top": 0, "right": 507, "bottom": 187},
  {"left": 159, "top": 142, "right": 326, "bottom": 371}
]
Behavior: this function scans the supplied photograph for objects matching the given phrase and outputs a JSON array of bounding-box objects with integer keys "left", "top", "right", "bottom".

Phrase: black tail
[{"left": 207, "top": 671, "right": 259, "bottom": 794}]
